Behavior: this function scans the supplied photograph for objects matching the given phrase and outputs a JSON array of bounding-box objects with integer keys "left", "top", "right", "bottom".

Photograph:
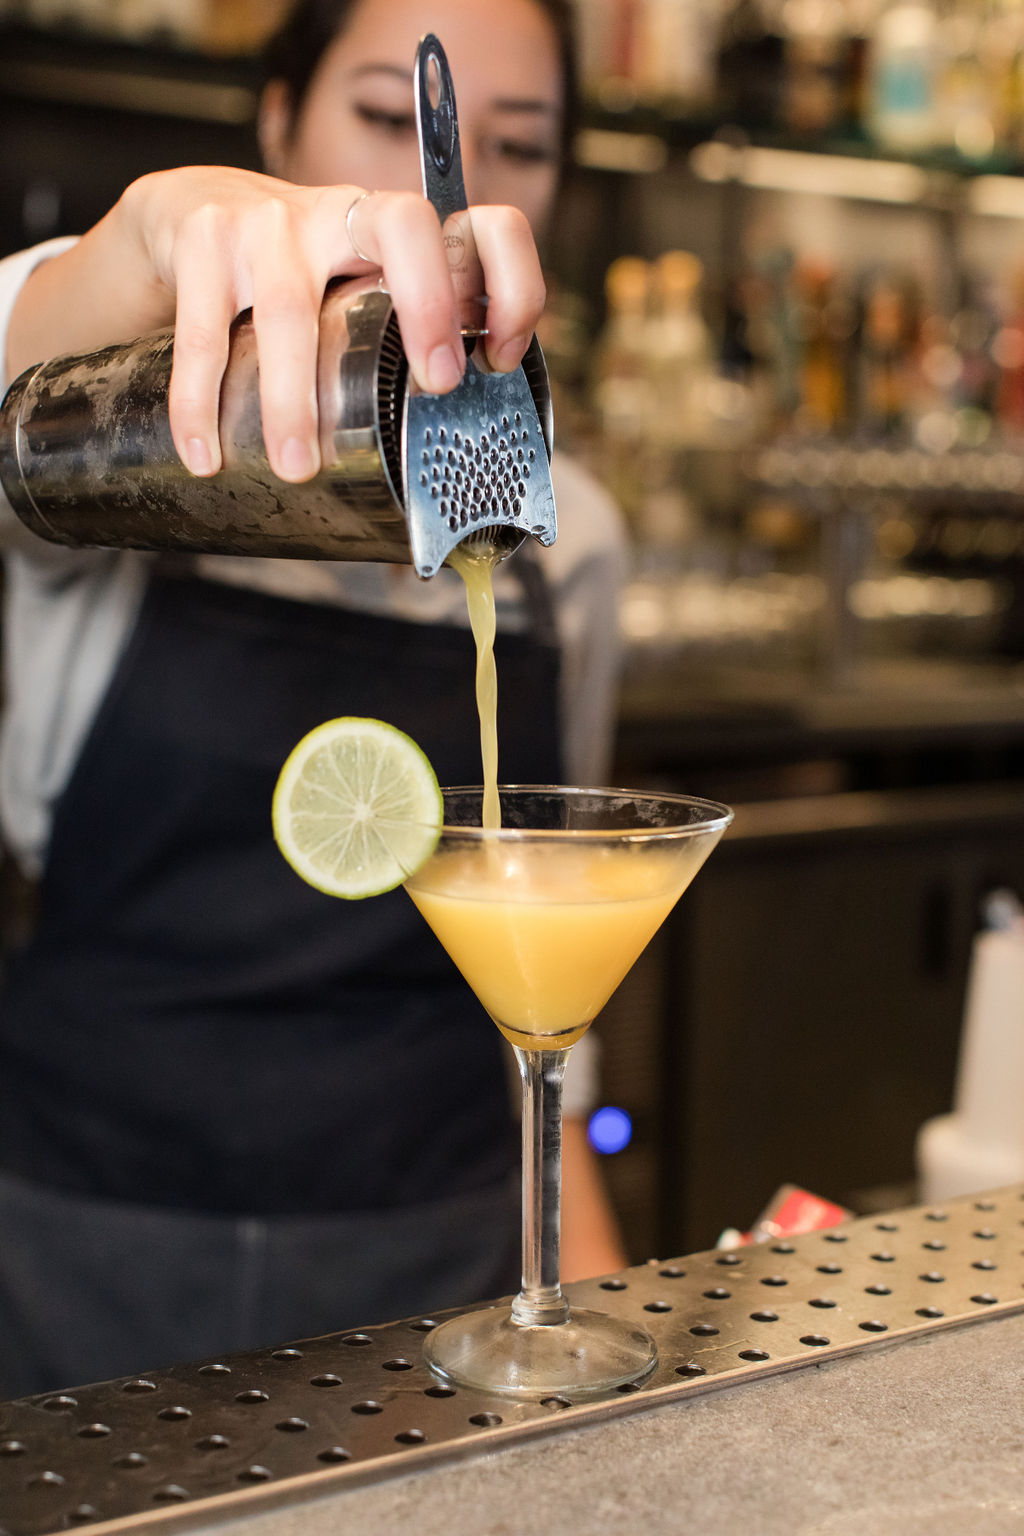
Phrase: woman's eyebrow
[
  {"left": 492, "top": 99, "right": 560, "bottom": 117},
  {"left": 348, "top": 63, "right": 412, "bottom": 84}
]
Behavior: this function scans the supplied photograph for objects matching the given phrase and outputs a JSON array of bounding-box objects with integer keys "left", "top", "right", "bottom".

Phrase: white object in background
[
  {"left": 867, "top": 0, "right": 938, "bottom": 152},
  {"left": 917, "top": 890, "right": 1024, "bottom": 1202}
]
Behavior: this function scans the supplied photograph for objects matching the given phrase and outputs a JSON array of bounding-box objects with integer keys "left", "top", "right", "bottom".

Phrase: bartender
[{"left": 0, "top": 0, "right": 629, "bottom": 1398}]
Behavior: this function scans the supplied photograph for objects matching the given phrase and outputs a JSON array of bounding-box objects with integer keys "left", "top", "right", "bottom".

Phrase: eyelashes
[
  {"left": 351, "top": 104, "right": 557, "bottom": 166},
  {"left": 352, "top": 102, "right": 416, "bottom": 136}
]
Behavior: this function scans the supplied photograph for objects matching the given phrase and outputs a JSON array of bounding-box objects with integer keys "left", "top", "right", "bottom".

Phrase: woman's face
[{"left": 261, "top": 0, "right": 564, "bottom": 238}]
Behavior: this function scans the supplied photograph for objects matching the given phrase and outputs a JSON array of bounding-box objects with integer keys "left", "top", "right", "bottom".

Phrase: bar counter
[
  {"left": 195, "top": 1308, "right": 1024, "bottom": 1536},
  {"left": 2, "top": 1187, "right": 1023, "bottom": 1536}
]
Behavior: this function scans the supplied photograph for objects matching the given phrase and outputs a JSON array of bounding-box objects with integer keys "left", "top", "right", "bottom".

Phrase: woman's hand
[{"left": 5, "top": 166, "right": 546, "bottom": 484}]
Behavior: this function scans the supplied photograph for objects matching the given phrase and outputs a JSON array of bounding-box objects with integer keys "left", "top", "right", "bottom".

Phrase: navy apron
[{"left": 0, "top": 561, "right": 562, "bottom": 1395}]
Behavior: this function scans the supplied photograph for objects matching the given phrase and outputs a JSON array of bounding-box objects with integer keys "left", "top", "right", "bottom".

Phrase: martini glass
[{"left": 404, "top": 786, "right": 732, "bottom": 1397}]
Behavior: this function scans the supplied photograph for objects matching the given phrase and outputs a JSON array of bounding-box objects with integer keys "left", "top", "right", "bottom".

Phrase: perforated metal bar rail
[{"left": 2, "top": 1184, "right": 1023, "bottom": 1535}]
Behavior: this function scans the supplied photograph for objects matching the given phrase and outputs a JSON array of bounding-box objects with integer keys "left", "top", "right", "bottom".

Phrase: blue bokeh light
[{"left": 587, "top": 1105, "right": 633, "bottom": 1155}]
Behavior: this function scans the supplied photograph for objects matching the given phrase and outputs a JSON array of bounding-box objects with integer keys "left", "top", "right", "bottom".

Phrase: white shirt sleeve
[
  {"left": 0, "top": 235, "right": 152, "bottom": 876},
  {"left": 0, "top": 237, "right": 80, "bottom": 547}
]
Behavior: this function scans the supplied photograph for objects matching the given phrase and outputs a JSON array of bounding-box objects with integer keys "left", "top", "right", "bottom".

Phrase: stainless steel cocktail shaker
[{"left": 0, "top": 279, "right": 555, "bottom": 578}]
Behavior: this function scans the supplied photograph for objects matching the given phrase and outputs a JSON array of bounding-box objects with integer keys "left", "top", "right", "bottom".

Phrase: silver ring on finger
[{"left": 345, "top": 190, "right": 378, "bottom": 265}]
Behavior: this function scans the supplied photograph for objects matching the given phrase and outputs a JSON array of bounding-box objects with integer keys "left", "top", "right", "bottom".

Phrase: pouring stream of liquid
[{"left": 448, "top": 542, "right": 502, "bottom": 832}]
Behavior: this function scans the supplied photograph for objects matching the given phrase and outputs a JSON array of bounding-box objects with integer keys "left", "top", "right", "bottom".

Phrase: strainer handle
[
  {"left": 415, "top": 33, "right": 486, "bottom": 337},
  {"left": 415, "top": 33, "right": 468, "bottom": 221}
]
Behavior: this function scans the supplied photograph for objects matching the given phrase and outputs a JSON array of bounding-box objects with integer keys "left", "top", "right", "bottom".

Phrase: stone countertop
[{"left": 190, "top": 1309, "right": 1024, "bottom": 1536}]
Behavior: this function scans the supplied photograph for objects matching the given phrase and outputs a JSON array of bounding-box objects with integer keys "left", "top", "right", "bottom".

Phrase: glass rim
[{"left": 434, "top": 784, "right": 734, "bottom": 840}]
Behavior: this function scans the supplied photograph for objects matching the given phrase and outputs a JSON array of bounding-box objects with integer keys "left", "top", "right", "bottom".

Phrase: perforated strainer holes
[
  {"left": 972, "top": 1293, "right": 999, "bottom": 1305},
  {"left": 809, "top": 1298, "right": 836, "bottom": 1309},
  {"left": 926, "top": 1209, "right": 948, "bottom": 1221},
  {"left": 395, "top": 1430, "right": 427, "bottom": 1446},
  {"left": 703, "top": 1288, "right": 731, "bottom": 1300},
  {"left": 275, "top": 1418, "right": 309, "bottom": 1433},
  {"left": 0, "top": 1441, "right": 26, "bottom": 1456},
  {"left": 923, "top": 1240, "right": 947, "bottom": 1251},
  {"left": 153, "top": 1484, "right": 189, "bottom": 1504},
  {"left": 351, "top": 1402, "right": 383, "bottom": 1416},
  {"left": 750, "top": 1310, "right": 778, "bottom": 1323},
  {"left": 382, "top": 1359, "right": 415, "bottom": 1371},
  {"left": 424, "top": 1386, "right": 456, "bottom": 1399},
  {"left": 870, "top": 1252, "right": 896, "bottom": 1263},
  {"left": 341, "top": 1334, "right": 373, "bottom": 1348},
  {"left": 771, "top": 1243, "right": 795, "bottom": 1255},
  {"left": 973, "top": 1259, "right": 997, "bottom": 1271},
  {"left": 157, "top": 1406, "right": 192, "bottom": 1423},
  {"left": 644, "top": 1302, "right": 672, "bottom": 1313},
  {"left": 823, "top": 1233, "right": 848, "bottom": 1244},
  {"left": 121, "top": 1380, "right": 157, "bottom": 1394},
  {"left": 800, "top": 1335, "right": 831, "bottom": 1347},
  {"left": 866, "top": 1284, "right": 891, "bottom": 1296},
  {"left": 114, "top": 1453, "right": 148, "bottom": 1470},
  {"left": 409, "top": 1319, "right": 438, "bottom": 1332},
  {"left": 418, "top": 417, "right": 533, "bottom": 534},
  {"left": 974, "top": 1228, "right": 998, "bottom": 1240},
  {"left": 67, "top": 1503, "right": 100, "bottom": 1523},
  {"left": 761, "top": 1275, "right": 788, "bottom": 1287},
  {"left": 859, "top": 1320, "right": 888, "bottom": 1332},
  {"left": 238, "top": 1466, "right": 273, "bottom": 1484},
  {"left": 739, "top": 1350, "right": 770, "bottom": 1362},
  {"left": 318, "top": 1447, "right": 351, "bottom": 1464},
  {"left": 600, "top": 1279, "right": 627, "bottom": 1291},
  {"left": 199, "top": 1363, "right": 231, "bottom": 1376},
  {"left": 42, "top": 1396, "right": 77, "bottom": 1413},
  {"left": 716, "top": 1254, "right": 742, "bottom": 1268},
  {"left": 659, "top": 1266, "right": 686, "bottom": 1278},
  {"left": 675, "top": 1363, "right": 707, "bottom": 1378},
  {"left": 689, "top": 1324, "right": 719, "bottom": 1337},
  {"left": 271, "top": 1348, "right": 303, "bottom": 1361},
  {"left": 916, "top": 1306, "right": 944, "bottom": 1319},
  {"left": 541, "top": 1397, "right": 571, "bottom": 1410},
  {"left": 469, "top": 1412, "right": 503, "bottom": 1426},
  {"left": 310, "top": 1375, "right": 342, "bottom": 1389},
  {"left": 236, "top": 1389, "right": 270, "bottom": 1403},
  {"left": 920, "top": 1271, "right": 946, "bottom": 1284}
]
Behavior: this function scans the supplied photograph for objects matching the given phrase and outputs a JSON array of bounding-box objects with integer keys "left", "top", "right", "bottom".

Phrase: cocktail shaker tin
[{"left": 0, "top": 278, "right": 555, "bottom": 578}]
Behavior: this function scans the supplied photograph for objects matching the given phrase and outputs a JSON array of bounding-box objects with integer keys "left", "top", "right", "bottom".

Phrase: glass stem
[{"left": 510, "top": 1046, "right": 571, "bottom": 1328}]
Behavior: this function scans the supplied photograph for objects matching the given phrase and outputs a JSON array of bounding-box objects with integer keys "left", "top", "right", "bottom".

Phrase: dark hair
[{"left": 262, "top": 0, "right": 579, "bottom": 170}]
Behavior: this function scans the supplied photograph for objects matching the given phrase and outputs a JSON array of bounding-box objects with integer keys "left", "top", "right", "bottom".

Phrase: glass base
[{"left": 423, "top": 1305, "right": 657, "bottom": 1398}]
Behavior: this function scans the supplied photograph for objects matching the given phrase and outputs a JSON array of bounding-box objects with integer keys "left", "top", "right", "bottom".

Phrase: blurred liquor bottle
[
  {"left": 794, "top": 260, "right": 852, "bottom": 436},
  {"left": 854, "top": 266, "right": 922, "bottom": 438},
  {"left": 716, "top": 0, "right": 787, "bottom": 126},
  {"left": 591, "top": 256, "right": 657, "bottom": 525},
  {"left": 780, "top": 0, "right": 859, "bottom": 135},
  {"left": 866, "top": 0, "right": 939, "bottom": 151}
]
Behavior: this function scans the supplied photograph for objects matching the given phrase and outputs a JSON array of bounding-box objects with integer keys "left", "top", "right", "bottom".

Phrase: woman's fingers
[
  {"left": 471, "top": 206, "right": 547, "bottom": 375},
  {"left": 158, "top": 172, "right": 548, "bottom": 482},
  {"left": 247, "top": 198, "right": 325, "bottom": 482},
  {"left": 349, "top": 192, "right": 465, "bottom": 395},
  {"left": 165, "top": 201, "right": 237, "bottom": 478}
]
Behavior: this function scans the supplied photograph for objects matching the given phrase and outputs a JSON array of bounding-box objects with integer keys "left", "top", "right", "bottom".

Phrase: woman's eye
[
  {"left": 489, "top": 138, "right": 557, "bottom": 166},
  {"left": 353, "top": 103, "right": 416, "bottom": 137}
]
